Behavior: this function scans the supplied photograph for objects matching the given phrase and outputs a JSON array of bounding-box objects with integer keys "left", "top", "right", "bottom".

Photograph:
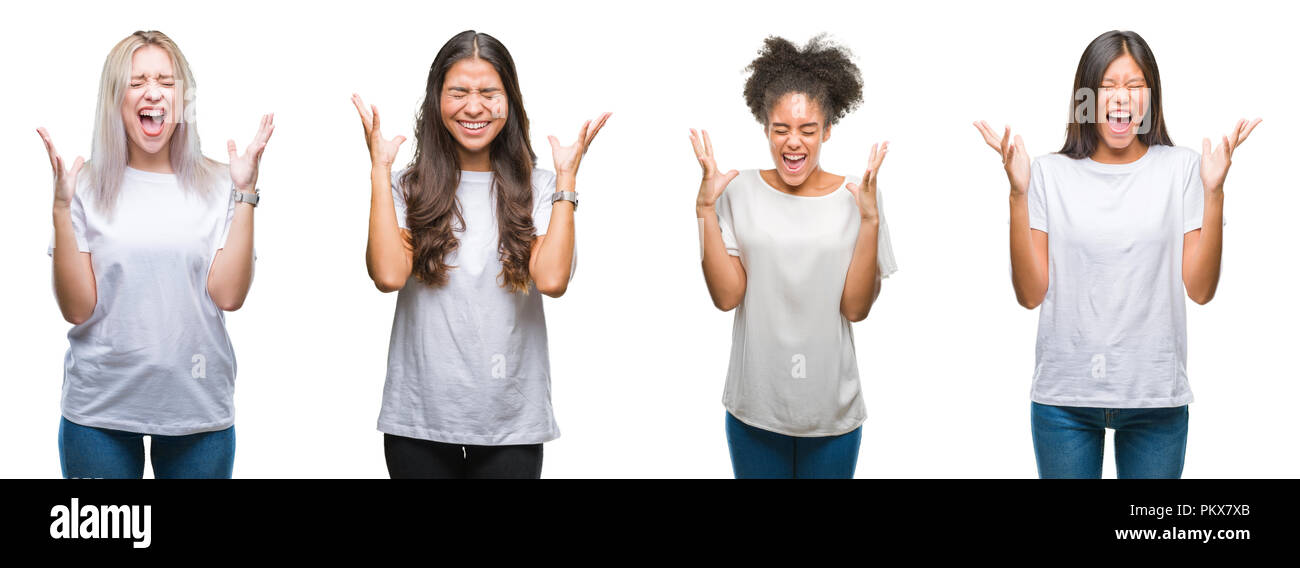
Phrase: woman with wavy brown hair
[{"left": 353, "top": 30, "right": 609, "bottom": 479}]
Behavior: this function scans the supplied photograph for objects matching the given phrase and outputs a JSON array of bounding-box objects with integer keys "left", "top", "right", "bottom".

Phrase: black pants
[{"left": 383, "top": 434, "right": 543, "bottom": 479}]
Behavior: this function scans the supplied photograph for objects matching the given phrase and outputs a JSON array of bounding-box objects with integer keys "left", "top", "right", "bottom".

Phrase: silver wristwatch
[
  {"left": 232, "top": 187, "right": 260, "bottom": 207},
  {"left": 551, "top": 190, "right": 577, "bottom": 210}
]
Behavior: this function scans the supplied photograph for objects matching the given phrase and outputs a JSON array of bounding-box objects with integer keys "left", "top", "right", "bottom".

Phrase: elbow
[
  {"left": 1188, "top": 290, "right": 1215, "bottom": 305},
  {"left": 63, "top": 311, "right": 90, "bottom": 326},
  {"left": 371, "top": 271, "right": 409, "bottom": 293},
  {"left": 60, "top": 303, "right": 95, "bottom": 325},
  {"left": 216, "top": 298, "right": 245, "bottom": 312},
  {"left": 712, "top": 295, "right": 741, "bottom": 312},
  {"left": 373, "top": 278, "right": 406, "bottom": 294},
  {"left": 1014, "top": 286, "right": 1046, "bottom": 310},
  {"left": 535, "top": 278, "right": 568, "bottom": 298},
  {"left": 842, "top": 307, "right": 870, "bottom": 323}
]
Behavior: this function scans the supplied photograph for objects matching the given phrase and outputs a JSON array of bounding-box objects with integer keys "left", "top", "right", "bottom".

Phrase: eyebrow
[
  {"left": 771, "top": 122, "right": 820, "bottom": 129},
  {"left": 447, "top": 86, "right": 502, "bottom": 92}
]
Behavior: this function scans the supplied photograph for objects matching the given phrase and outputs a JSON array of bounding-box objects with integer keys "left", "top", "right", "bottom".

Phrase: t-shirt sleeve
[
  {"left": 714, "top": 183, "right": 741, "bottom": 257},
  {"left": 1182, "top": 151, "right": 1219, "bottom": 233},
  {"left": 532, "top": 170, "right": 557, "bottom": 236},
  {"left": 391, "top": 168, "right": 410, "bottom": 230},
  {"left": 874, "top": 185, "right": 899, "bottom": 279},
  {"left": 1027, "top": 159, "right": 1048, "bottom": 233},
  {"left": 47, "top": 179, "right": 91, "bottom": 256}
]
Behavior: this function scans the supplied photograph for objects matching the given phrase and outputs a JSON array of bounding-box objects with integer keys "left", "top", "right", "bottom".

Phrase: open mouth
[
  {"left": 782, "top": 152, "right": 807, "bottom": 172},
  {"left": 1106, "top": 110, "right": 1132, "bottom": 135},
  {"left": 457, "top": 120, "right": 490, "bottom": 134},
  {"left": 139, "top": 108, "right": 166, "bottom": 137}
]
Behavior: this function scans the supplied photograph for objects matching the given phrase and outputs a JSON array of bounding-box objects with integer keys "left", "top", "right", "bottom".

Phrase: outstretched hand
[
  {"left": 549, "top": 112, "right": 612, "bottom": 180},
  {"left": 1200, "top": 118, "right": 1261, "bottom": 192},
  {"left": 845, "top": 141, "right": 889, "bottom": 221},
  {"left": 352, "top": 93, "right": 406, "bottom": 169},
  {"left": 974, "top": 120, "right": 1030, "bottom": 194},
  {"left": 229, "top": 113, "right": 275, "bottom": 191},
  {"left": 689, "top": 128, "right": 739, "bottom": 210},
  {"left": 37, "top": 128, "right": 84, "bottom": 206}
]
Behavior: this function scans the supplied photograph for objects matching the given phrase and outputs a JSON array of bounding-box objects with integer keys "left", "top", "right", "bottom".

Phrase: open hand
[
  {"left": 1201, "top": 118, "right": 1261, "bottom": 192},
  {"left": 974, "top": 121, "right": 1030, "bottom": 195},
  {"left": 228, "top": 113, "right": 275, "bottom": 191},
  {"left": 549, "top": 112, "right": 611, "bottom": 179},
  {"left": 352, "top": 94, "right": 406, "bottom": 169},
  {"left": 845, "top": 141, "right": 888, "bottom": 221},
  {"left": 689, "top": 128, "right": 739, "bottom": 210}
]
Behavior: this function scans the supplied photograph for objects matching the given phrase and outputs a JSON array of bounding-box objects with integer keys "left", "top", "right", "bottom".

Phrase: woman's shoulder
[{"left": 1151, "top": 144, "right": 1199, "bottom": 167}]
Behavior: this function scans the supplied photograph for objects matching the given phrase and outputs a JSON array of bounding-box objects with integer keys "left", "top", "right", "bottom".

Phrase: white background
[{"left": 2, "top": 0, "right": 1295, "bottom": 478}]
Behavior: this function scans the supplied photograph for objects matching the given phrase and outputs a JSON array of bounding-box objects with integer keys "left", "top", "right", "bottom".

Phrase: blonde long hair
[{"left": 89, "top": 30, "right": 221, "bottom": 213}]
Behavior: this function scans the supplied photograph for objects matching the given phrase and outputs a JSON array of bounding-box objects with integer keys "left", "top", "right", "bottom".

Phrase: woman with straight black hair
[
  {"left": 353, "top": 30, "right": 609, "bottom": 479},
  {"left": 975, "top": 30, "right": 1260, "bottom": 478}
]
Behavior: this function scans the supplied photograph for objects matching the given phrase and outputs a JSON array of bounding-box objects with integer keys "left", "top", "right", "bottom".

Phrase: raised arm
[
  {"left": 208, "top": 113, "right": 274, "bottom": 311},
  {"left": 690, "top": 129, "right": 745, "bottom": 312},
  {"left": 39, "top": 128, "right": 96, "bottom": 324},
  {"left": 530, "top": 112, "right": 611, "bottom": 298},
  {"left": 1184, "top": 118, "right": 1261, "bottom": 304},
  {"left": 975, "top": 121, "right": 1047, "bottom": 309},
  {"left": 353, "top": 94, "right": 413, "bottom": 293},
  {"left": 840, "top": 142, "right": 888, "bottom": 322}
]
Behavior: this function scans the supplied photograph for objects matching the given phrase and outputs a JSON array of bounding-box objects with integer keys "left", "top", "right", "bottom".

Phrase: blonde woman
[{"left": 40, "top": 30, "right": 273, "bottom": 478}]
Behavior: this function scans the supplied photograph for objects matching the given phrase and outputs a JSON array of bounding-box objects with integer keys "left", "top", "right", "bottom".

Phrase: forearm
[
  {"left": 840, "top": 218, "right": 881, "bottom": 322},
  {"left": 207, "top": 200, "right": 255, "bottom": 311},
  {"left": 697, "top": 205, "right": 745, "bottom": 311},
  {"left": 1184, "top": 188, "right": 1224, "bottom": 304},
  {"left": 51, "top": 204, "right": 96, "bottom": 324},
  {"left": 530, "top": 178, "right": 575, "bottom": 297},
  {"left": 366, "top": 166, "right": 412, "bottom": 292},
  {"left": 1009, "top": 192, "right": 1048, "bottom": 309}
]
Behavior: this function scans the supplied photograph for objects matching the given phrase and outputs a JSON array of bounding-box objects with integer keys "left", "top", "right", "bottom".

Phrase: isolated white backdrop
[{"left": 1, "top": 0, "right": 1295, "bottom": 478}]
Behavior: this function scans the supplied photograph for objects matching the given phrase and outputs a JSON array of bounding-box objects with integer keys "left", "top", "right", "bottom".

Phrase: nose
[
  {"left": 144, "top": 84, "right": 163, "bottom": 102},
  {"left": 463, "top": 93, "right": 486, "bottom": 116}
]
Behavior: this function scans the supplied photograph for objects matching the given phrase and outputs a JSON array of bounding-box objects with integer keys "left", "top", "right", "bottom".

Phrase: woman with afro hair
[{"left": 691, "top": 35, "right": 898, "bottom": 479}]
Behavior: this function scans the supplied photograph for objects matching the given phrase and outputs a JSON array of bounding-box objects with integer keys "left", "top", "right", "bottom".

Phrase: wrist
[
  {"left": 696, "top": 203, "right": 715, "bottom": 218},
  {"left": 555, "top": 172, "right": 577, "bottom": 192},
  {"left": 52, "top": 200, "right": 71, "bottom": 213}
]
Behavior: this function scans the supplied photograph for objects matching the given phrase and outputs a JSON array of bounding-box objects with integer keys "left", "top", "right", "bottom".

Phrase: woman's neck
[
  {"left": 1091, "top": 140, "right": 1148, "bottom": 164},
  {"left": 458, "top": 146, "right": 492, "bottom": 172},
  {"left": 126, "top": 141, "right": 173, "bottom": 173}
]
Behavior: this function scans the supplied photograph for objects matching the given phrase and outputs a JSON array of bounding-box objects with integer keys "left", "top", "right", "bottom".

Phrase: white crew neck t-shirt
[
  {"left": 378, "top": 167, "right": 561, "bottom": 446},
  {"left": 1027, "top": 144, "right": 1212, "bottom": 408},
  {"left": 714, "top": 169, "right": 898, "bottom": 437},
  {"left": 48, "top": 166, "right": 240, "bottom": 436}
]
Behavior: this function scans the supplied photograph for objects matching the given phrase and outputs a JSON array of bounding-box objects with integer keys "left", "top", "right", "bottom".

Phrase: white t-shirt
[
  {"left": 378, "top": 167, "right": 561, "bottom": 445},
  {"left": 1027, "top": 144, "right": 1213, "bottom": 408},
  {"left": 48, "top": 166, "right": 240, "bottom": 436},
  {"left": 715, "top": 169, "right": 898, "bottom": 437}
]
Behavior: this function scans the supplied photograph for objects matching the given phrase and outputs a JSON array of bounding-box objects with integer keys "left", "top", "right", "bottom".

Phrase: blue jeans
[
  {"left": 725, "top": 412, "right": 862, "bottom": 479},
  {"left": 58, "top": 417, "right": 236, "bottom": 479},
  {"left": 1030, "top": 402, "right": 1188, "bottom": 479}
]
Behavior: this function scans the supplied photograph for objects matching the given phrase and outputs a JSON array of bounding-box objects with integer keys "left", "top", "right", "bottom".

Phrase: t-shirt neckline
[
  {"left": 124, "top": 165, "right": 179, "bottom": 183},
  {"left": 1082, "top": 144, "right": 1163, "bottom": 173},
  {"left": 753, "top": 169, "right": 847, "bottom": 199}
]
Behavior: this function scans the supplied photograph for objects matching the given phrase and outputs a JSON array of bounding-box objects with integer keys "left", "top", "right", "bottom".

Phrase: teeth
[
  {"left": 460, "top": 121, "right": 488, "bottom": 130},
  {"left": 783, "top": 154, "right": 805, "bottom": 160},
  {"left": 140, "top": 109, "right": 165, "bottom": 117}
]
